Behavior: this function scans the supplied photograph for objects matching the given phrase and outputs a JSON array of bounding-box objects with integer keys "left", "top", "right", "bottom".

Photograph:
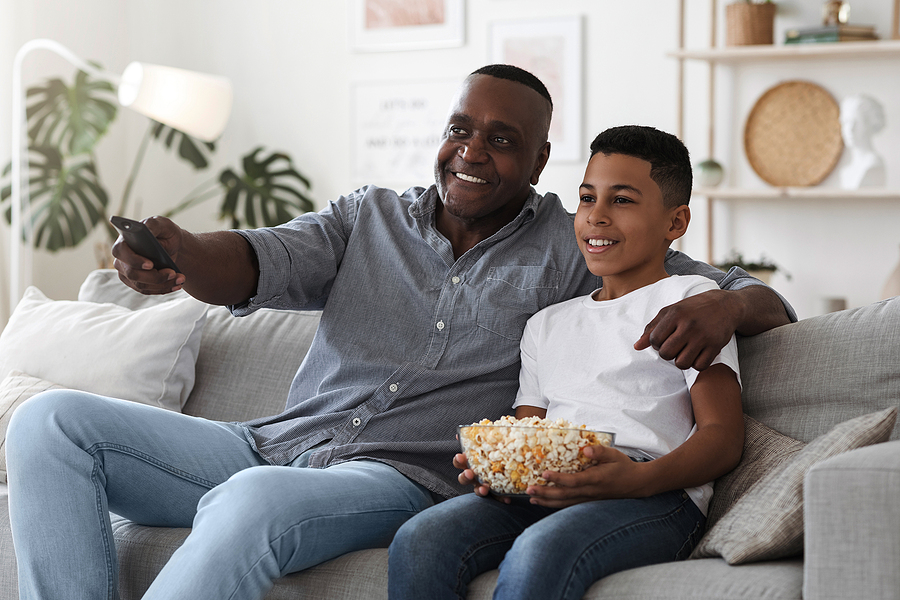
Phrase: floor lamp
[{"left": 9, "top": 39, "right": 233, "bottom": 312}]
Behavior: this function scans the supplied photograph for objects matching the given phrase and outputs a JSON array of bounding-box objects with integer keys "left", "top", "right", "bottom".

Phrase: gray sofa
[{"left": 1, "top": 270, "right": 898, "bottom": 600}]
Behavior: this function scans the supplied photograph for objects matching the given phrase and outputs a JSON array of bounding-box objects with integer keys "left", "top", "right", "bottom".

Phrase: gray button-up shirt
[{"left": 233, "top": 184, "right": 793, "bottom": 498}]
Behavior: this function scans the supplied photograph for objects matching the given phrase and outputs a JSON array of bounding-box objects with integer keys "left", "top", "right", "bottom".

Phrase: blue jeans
[
  {"left": 388, "top": 488, "right": 706, "bottom": 600},
  {"left": 6, "top": 390, "right": 436, "bottom": 600}
]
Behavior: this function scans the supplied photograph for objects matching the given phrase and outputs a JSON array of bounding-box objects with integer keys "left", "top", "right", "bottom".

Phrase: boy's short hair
[
  {"left": 589, "top": 126, "right": 692, "bottom": 208},
  {"left": 471, "top": 64, "right": 553, "bottom": 109}
]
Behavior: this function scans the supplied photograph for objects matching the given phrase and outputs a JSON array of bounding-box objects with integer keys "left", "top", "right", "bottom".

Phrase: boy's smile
[{"left": 575, "top": 152, "right": 689, "bottom": 300}]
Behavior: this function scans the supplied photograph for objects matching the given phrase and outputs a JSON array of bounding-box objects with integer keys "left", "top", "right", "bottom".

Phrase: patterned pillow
[{"left": 691, "top": 407, "right": 897, "bottom": 564}]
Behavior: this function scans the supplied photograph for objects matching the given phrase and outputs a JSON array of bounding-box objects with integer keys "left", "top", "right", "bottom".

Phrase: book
[
  {"left": 786, "top": 24, "right": 876, "bottom": 37},
  {"left": 785, "top": 31, "right": 879, "bottom": 44}
]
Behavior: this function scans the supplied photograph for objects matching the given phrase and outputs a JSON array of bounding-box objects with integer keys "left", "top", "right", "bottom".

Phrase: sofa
[{"left": 0, "top": 269, "right": 897, "bottom": 600}]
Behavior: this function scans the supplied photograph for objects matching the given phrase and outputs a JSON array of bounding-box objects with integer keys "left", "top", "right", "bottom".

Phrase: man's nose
[{"left": 459, "top": 135, "right": 489, "bottom": 163}]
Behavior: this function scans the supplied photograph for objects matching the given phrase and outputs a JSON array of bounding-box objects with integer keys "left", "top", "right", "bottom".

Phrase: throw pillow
[
  {"left": 691, "top": 406, "right": 897, "bottom": 564},
  {"left": 0, "top": 371, "right": 64, "bottom": 482},
  {"left": 705, "top": 415, "right": 807, "bottom": 527},
  {"left": 0, "top": 286, "right": 208, "bottom": 411},
  {"left": 78, "top": 268, "right": 189, "bottom": 310}
]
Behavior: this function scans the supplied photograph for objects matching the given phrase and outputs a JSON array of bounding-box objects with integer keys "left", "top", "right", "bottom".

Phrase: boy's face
[{"left": 574, "top": 152, "right": 688, "bottom": 283}]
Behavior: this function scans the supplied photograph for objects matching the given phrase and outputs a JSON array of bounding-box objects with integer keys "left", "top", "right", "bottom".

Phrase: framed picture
[
  {"left": 352, "top": 78, "right": 460, "bottom": 186},
  {"left": 352, "top": 0, "right": 465, "bottom": 52},
  {"left": 489, "top": 16, "right": 583, "bottom": 162}
]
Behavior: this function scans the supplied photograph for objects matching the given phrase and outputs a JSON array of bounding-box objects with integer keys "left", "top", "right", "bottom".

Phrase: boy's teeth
[
  {"left": 456, "top": 173, "right": 487, "bottom": 184},
  {"left": 588, "top": 239, "right": 615, "bottom": 247}
]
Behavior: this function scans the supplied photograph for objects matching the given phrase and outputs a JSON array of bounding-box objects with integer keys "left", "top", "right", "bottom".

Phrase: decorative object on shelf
[
  {"left": 785, "top": 23, "right": 878, "bottom": 44},
  {"left": 725, "top": 1, "right": 777, "bottom": 46},
  {"left": 714, "top": 251, "right": 790, "bottom": 285},
  {"left": 839, "top": 94, "right": 886, "bottom": 189},
  {"left": 881, "top": 244, "right": 900, "bottom": 300},
  {"left": 822, "top": 0, "right": 850, "bottom": 26},
  {"left": 744, "top": 80, "right": 843, "bottom": 187},
  {"left": 695, "top": 159, "right": 725, "bottom": 187}
]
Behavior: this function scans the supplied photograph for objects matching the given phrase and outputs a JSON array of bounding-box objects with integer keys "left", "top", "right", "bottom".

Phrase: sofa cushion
[
  {"left": 691, "top": 407, "right": 896, "bottom": 564},
  {"left": 0, "top": 286, "right": 208, "bottom": 411},
  {"left": 0, "top": 372, "right": 65, "bottom": 482},
  {"left": 737, "top": 297, "right": 900, "bottom": 442}
]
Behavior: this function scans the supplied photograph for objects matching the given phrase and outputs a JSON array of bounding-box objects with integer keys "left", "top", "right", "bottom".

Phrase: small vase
[
  {"left": 695, "top": 159, "right": 725, "bottom": 187},
  {"left": 725, "top": 2, "right": 777, "bottom": 46},
  {"left": 882, "top": 244, "right": 900, "bottom": 300}
]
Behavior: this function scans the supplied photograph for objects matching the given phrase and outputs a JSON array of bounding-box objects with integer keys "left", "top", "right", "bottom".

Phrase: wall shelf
[
  {"left": 693, "top": 187, "right": 900, "bottom": 200},
  {"left": 669, "top": 39, "right": 900, "bottom": 63}
]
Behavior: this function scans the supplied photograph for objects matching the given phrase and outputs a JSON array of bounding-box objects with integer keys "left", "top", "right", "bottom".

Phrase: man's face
[{"left": 433, "top": 75, "right": 551, "bottom": 228}]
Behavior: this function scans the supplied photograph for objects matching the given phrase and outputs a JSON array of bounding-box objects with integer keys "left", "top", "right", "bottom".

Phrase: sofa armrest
[{"left": 803, "top": 440, "right": 900, "bottom": 600}]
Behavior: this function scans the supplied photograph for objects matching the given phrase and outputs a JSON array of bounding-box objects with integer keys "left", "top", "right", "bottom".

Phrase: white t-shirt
[{"left": 512, "top": 275, "right": 741, "bottom": 514}]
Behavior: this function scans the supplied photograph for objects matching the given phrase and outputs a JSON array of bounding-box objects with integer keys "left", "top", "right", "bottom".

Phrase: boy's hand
[
  {"left": 634, "top": 289, "right": 738, "bottom": 371},
  {"left": 525, "top": 445, "right": 646, "bottom": 508},
  {"left": 453, "top": 453, "right": 512, "bottom": 503}
]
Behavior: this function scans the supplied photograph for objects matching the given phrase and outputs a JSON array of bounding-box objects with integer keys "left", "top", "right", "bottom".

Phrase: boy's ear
[{"left": 666, "top": 205, "right": 691, "bottom": 241}]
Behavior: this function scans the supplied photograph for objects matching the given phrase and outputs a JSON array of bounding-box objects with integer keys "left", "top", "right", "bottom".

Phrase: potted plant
[
  {"left": 1, "top": 64, "right": 314, "bottom": 263},
  {"left": 714, "top": 251, "right": 790, "bottom": 285},
  {"left": 725, "top": 0, "right": 777, "bottom": 46}
]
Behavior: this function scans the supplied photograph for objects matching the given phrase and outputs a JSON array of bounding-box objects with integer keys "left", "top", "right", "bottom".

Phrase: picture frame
[
  {"left": 351, "top": 0, "right": 465, "bottom": 52},
  {"left": 489, "top": 16, "right": 584, "bottom": 162},
  {"left": 351, "top": 78, "right": 460, "bottom": 186}
]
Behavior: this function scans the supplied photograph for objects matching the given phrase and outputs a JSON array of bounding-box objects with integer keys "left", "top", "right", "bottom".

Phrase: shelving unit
[{"left": 671, "top": 2, "right": 900, "bottom": 262}]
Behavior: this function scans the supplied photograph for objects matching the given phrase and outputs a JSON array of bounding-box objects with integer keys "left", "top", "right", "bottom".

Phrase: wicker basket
[{"left": 726, "top": 2, "right": 776, "bottom": 46}]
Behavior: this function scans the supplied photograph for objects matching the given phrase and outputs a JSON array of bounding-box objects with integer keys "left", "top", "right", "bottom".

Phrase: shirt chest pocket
[{"left": 476, "top": 266, "right": 562, "bottom": 341}]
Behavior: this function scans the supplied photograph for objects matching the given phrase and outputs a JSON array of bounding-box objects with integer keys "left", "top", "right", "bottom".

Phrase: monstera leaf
[
  {"left": 25, "top": 69, "right": 117, "bottom": 155},
  {"left": 218, "top": 147, "right": 314, "bottom": 229},
  {"left": 1, "top": 145, "right": 109, "bottom": 251},
  {"left": 150, "top": 121, "right": 216, "bottom": 169}
]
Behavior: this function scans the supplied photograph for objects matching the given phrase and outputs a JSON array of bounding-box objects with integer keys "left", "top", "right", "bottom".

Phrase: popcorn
[{"left": 458, "top": 416, "right": 614, "bottom": 495}]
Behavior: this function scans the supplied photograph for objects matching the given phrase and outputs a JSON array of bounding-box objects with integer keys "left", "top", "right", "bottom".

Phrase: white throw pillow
[{"left": 0, "top": 286, "right": 208, "bottom": 411}]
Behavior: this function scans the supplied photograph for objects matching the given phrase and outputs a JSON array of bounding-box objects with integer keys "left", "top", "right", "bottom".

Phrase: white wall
[{"left": 1, "top": 0, "right": 898, "bottom": 326}]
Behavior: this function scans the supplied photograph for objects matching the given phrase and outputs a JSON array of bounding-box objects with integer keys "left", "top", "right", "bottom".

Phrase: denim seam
[
  {"left": 456, "top": 533, "right": 521, "bottom": 599},
  {"left": 223, "top": 508, "right": 423, "bottom": 600},
  {"left": 86, "top": 442, "right": 221, "bottom": 489},
  {"left": 90, "top": 455, "right": 117, "bottom": 600},
  {"left": 560, "top": 497, "right": 693, "bottom": 599}
]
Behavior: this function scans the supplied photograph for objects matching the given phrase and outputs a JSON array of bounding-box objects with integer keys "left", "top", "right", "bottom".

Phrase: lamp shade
[{"left": 117, "top": 62, "right": 232, "bottom": 142}]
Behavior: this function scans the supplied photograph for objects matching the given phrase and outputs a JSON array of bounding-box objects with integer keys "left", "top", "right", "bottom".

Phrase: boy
[{"left": 387, "top": 126, "right": 744, "bottom": 600}]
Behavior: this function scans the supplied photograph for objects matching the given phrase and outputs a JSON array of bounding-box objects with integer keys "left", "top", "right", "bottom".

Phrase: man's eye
[
  {"left": 449, "top": 126, "right": 467, "bottom": 136},
  {"left": 492, "top": 136, "right": 510, "bottom": 145}
]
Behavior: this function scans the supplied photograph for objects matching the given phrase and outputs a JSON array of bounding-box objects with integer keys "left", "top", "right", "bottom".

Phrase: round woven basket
[
  {"left": 743, "top": 80, "right": 843, "bottom": 187},
  {"left": 726, "top": 2, "right": 776, "bottom": 46}
]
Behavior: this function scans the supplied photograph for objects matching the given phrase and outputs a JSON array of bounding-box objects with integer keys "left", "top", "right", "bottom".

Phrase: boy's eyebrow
[{"left": 579, "top": 183, "right": 645, "bottom": 196}]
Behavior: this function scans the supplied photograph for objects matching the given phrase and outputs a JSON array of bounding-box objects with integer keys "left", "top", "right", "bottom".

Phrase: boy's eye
[
  {"left": 579, "top": 195, "right": 595, "bottom": 204},
  {"left": 613, "top": 196, "right": 634, "bottom": 204}
]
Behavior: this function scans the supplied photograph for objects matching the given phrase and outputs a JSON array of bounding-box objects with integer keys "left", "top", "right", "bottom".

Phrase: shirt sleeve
[
  {"left": 512, "top": 315, "right": 549, "bottom": 411},
  {"left": 229, "top": 192, "right": 359, "bottom": 315},
  {"left": 664, "top": 249, "right": 797, "bottom": 322}
]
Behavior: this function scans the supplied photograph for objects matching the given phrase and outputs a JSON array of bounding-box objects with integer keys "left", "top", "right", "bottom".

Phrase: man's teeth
[
  {"left": 455, "top": 173, "right": 488, "bottom": 184},
  {"left": 588, "top": 239, "right": 616, "bottom": 247}
]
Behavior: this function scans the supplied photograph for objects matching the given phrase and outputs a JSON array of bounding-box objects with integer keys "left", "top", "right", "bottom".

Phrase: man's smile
[{"left": 453, "top": 172, "right": 489, "bottom": 184}]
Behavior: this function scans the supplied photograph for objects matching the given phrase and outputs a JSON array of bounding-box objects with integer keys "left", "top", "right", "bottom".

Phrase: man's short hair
[
  {"left": 471, "top": 64, "right": 553, "bottom": 109},
  {"left": 589, "top": 126, "right": 692, "bottom": 208}
]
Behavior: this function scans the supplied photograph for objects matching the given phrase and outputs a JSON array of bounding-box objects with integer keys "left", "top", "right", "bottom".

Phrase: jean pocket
[{"left": 476, "top": 266, "right": 562, "bottom": 340}]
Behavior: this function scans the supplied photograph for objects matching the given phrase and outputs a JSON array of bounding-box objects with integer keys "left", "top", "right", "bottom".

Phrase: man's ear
[
  {"left": 530, "top": 141, "right": 552, "bottom": 185},
  {"left": 666, "top": 205, "right": 691, "bottom": 241}
]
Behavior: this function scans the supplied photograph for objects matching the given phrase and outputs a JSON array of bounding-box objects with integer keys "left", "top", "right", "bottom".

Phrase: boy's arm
[{"left": 529, "top": 363, "right": 743, "bottom": 508}]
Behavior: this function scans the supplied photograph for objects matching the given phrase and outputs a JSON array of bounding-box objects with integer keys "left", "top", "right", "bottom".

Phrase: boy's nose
[{"left": 587, "top": 205, "right": 610, "bottom": 226}]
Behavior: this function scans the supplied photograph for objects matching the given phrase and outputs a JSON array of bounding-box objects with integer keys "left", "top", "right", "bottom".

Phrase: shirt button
[
  {"left": 389, "top": 383, "right": 399, "bottom": 393},
  {"left": 352, "top": 417, "right": 361, "bottom": 427},
  {"left": 451, "top": 276, "right": 461, "bottom": 284},
  {"left": 436, "top": 320, "right": 445, "bottom": 331}
]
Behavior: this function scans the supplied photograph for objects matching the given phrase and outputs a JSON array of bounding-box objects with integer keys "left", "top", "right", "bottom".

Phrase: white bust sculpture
[{"left": 839, "top": 94, "right": 886, "bottom": 189}]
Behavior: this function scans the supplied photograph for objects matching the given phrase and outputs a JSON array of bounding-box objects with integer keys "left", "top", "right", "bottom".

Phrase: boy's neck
[{"left": 591, "top": 264, "right": 671, "bottom": 302}]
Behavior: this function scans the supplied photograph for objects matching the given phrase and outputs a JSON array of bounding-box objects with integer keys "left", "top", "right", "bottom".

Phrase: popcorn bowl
[{"left": 457, "top": 417, "right": 615, "bottom": 496}]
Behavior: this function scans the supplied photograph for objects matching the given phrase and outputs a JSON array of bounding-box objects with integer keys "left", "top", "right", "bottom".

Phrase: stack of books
[{"left": 785, "top": 24, "right": 878, "bottom": 44}]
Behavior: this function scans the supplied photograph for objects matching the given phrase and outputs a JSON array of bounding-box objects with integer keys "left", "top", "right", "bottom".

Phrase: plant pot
[{"left": 725, "top": 2, "right": 776, "bottom": 46}]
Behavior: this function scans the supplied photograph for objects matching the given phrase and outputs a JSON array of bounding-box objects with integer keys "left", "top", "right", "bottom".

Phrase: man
[{"left": 6, "top": 65, "right": 793, "bottom": 600}]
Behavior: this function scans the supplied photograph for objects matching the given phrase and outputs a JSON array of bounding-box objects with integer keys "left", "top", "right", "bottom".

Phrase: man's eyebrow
[{"left": 447, "top": 114, "right": 522, "bottom": 136}]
